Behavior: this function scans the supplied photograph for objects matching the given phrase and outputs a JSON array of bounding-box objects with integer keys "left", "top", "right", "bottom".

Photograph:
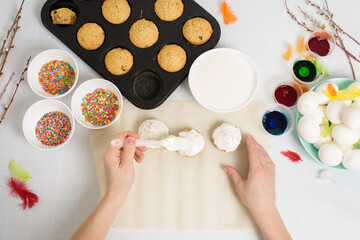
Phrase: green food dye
[{"left": 293, "top": 60, "right": 317, "bottom": 82}]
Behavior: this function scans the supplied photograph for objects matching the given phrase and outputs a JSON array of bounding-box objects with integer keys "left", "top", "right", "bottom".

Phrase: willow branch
[
  {"left": 0, "top": 72, "right": 15, "bottom": 100},
  {"left": 0, "top": 21, "right": 21, "bottom": 78},
  {"left": 0, "top": 0, "right": 25, "bottom": 58},
  {"left": 307, "top": 0, "right": 360, "bottom": 46},
  {"left": 284, "top": 0, "right": 312, "bottom": 32},
  {"left": 0, "top": 57, "right": 31, "bottom": 124},
  {"left": 285, "top": 0, "right": 360, "bottom": 63},
  {"left": 323, "top": 0, "right": 355, "bottom": 79},
  {"left": 0, "top": 0, "right": 25, "bottom": 79}
]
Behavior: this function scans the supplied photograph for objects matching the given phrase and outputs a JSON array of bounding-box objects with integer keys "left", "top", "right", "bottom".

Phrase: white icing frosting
[
  {"left": 212, "top": 123, "right": 241, "bottom": 152},
  {"left": 138, "top": 119, "right": 169, "bottom": 149},
  {"left": 178, "top": 129, "right": 205, "bottom": 157}
]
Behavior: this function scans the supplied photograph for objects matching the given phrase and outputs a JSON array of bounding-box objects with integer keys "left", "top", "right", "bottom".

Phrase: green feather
[
  {"left": 320, "top": 120, "right": 332, "bottom": 138},
  {"left": 354, "top": 140, "right": 360, "bottom": 150},
  {"left": 8, "top": 160, "right": 32, "bottom": 181}
]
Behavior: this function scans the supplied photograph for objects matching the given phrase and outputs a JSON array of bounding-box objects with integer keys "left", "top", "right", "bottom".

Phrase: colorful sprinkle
[
  {"left": 39, "top": 60, "right": 75, "bottom": 95},
  {"left": 81, "top": 88, "right": 119, "bottom": 126},
  {"left": 35, "top": 111, "right": 72, "bottom": 147}
]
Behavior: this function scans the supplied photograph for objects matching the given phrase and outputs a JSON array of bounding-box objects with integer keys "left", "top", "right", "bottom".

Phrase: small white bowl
[
  {"left": 189, "top": 48, "right": 259, "bottom": 113},
  {"left": 27, "top": 49, "right": 79, "bottom": 98},
  {"left": 23, "top": 99, "right": 75, "bottom": 150},
  {"left": 71, "top": 79, "right": 123, "bottom": 130},
  {"left": 261, "top": 104, "right": 294, "bottom": 137}
]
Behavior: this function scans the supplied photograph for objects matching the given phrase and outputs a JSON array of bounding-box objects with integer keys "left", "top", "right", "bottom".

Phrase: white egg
[
  {"left": 348, "top": 81, "right": 360, "bottom": 90},
  {"left": 343, "top": 101, "right": 352, "bottom": 107},
  {"left": 326, "top": 100, "right": 347, "bottom": 124},
  {"left": 352, "top": 99, "right": 360, "bottom": 108},
  {"left": 310, "top": 106, "right": 328, "bottom": 125},
  {"left": 313, "top": 127, "right": 332, "bottom": 149},
  {"left": 318, "top": 144, "right": 342, "bottom": 166},
  {"left": 315, "top": 82, "right": 339, "bottom": 105},
  {"left": 332, "top": 124, "right": 359, "bottom": 145},
  {"left": 336, "top": 143, "right": 353, "bottom": 159},
  {"left": 343, "top": 108, "right": 360, "bottom": 130},
  {"left": 297, "top": 91, "right": 319, "bottom": 115},
  {"left": 298, "top": 115, "right": 320, "bottom": 143},
  {"left": 342, "top": 150, "right": 360, "bottom": 170},
  {"left": 348, "top": 82, "right": 360, "bottom": 101}
]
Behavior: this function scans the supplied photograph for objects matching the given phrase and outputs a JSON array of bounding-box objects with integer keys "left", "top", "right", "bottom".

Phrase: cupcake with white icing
[
  {"left": 138, "top": 119, "right": 169, "bottom": 149},
  {"left": 212, "top": 123, "right": 241, "bottom": 152},
  {"left": 178, "top": 129, "right": 205, "bottom": 157}
]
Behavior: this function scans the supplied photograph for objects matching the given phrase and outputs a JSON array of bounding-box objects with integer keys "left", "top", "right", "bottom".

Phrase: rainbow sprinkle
[
  {"left": 39, "top": 60, "right": 75, "bottom": 95},
  {"left": 81, "top": 88, "right": 119, "bottom": 126},
  {"left": 35, "top": 111, "right": 72, "bottom": 147}
]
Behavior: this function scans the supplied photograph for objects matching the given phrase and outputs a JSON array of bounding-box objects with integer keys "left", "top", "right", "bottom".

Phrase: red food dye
[
  {"left": 274, "top": 85, "right": 298, "bottom": 107},
  {"left": 281, "top": 150, "right": 303, "bottom": 163},
  {"left": 308, "top": 36, "right": 330, "bottom": 56}
]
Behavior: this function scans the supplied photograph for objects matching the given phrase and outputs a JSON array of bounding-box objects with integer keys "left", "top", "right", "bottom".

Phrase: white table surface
[{"left": 1, "top": 0, "right": 360, "bottom": 239}]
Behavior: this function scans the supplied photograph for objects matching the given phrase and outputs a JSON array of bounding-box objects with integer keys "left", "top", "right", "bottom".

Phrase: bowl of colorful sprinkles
[
  {"left": 23, "top": 99, "right": 75, "bottom": 150},
  {"left": 27, "top": 49, "right": 78, "bottom": 98},
  {"left": 71, "top": 79, "right": 123, "bottom": 129}
]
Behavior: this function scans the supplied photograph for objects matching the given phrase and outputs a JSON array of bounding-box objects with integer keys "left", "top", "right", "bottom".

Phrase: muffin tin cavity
[
  {"left": 41, "top": 0, "right": 221, "bottom": 109},
  {"left": 154, "top": 0, "right": 184, "bottom": 22},
  {"left": 183, "top": 17, "right": 213, "bottom": 45},
  {"left": 129, "top": 19, "right": 159, "bottom": 48},
  {"left": 157, "top": 44, "right": 187, "bottom": 73},
  {"left": 102, "top": 0, "right": 131, "bottom": 25},
  {"left": 104, "top": 47, "right": 133, "bottom": 75},
  {"left": 77, "top": 23, "right": 105, "bottom": 51},
  {"left": 49, "top": 0, "right": 79, "bottom": 27},
  {"left": 133, "top": 71, "right": 162, "bottom": 100}
]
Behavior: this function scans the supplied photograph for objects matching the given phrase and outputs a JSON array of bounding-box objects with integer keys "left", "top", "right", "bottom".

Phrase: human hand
[
  {"left": 224, "top": 135, "right": 276, "bottom": 217},
  {"left": 102, "top": 132, "right": 147, "bottom": 203}
]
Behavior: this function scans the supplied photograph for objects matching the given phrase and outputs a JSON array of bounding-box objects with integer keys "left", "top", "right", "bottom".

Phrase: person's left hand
[{"left": 102, "top": 131, "right": 147, "bottom": 202}]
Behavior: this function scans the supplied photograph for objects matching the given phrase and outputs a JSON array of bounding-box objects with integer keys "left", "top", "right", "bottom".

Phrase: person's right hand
[
  {"left": 224, "top": 135, "right": 276, "bottom": 216},
  {"left": 102, "top": 132, "right": 147, "bottom": 203}
]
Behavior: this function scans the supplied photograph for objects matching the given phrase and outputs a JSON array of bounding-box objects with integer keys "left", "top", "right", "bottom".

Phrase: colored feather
[
  {"left": 281, "top": 150, "right": 303, "bottom": 163},
  {"left": 8, "top": 177, "right": 38, "bottom": 210},
  {"left": 220, "top": 1, "right": 237, "bottom": 25},
  {"left": 354, "top": 140, "right": 360, "bottom": 150},
  {"left": 283, "top": 43, "right": 293, "bottom": 61},
  {"left": 295, "top": 80, "right": 309, "bottom": 93},
  {"left": 297, "top": 37, "right": 308, "bottom": 53},
  {"left": 314, "top": 31, "right": 332, "bottom": 39},
  {"left": 8, "top": 160, "right": 32, "bottom": 181},
  {"left": 320, "top": 121, "right": 332, "bottom": 138},
  {"left": 327, "top": 83, "right": 337, "bottom": 96},
  {"left": 323, "top": 86, "right": 360, "bottom": 101}
]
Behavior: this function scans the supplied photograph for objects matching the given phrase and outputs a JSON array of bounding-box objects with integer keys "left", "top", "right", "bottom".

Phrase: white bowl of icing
[{"left": 189, "top": 48, "right": 259, "bottom": 113}]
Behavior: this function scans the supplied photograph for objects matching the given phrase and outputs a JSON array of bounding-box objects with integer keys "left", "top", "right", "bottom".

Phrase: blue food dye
[{"left": 262, "top": 110, "right": 288, "bottom": 136}]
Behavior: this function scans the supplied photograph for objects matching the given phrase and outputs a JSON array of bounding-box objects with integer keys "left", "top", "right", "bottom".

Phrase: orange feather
[
  {"left": 327, "top": 83, "right": 337, "bottom": 96},
  {"left": 297, "top": 37, "right": 308, "bottom": 53},
  {"left": 283, "top": 43, "right": 293, "bottom": 61},
  {"left": 221, "top": 1, "right": 237, "bottom": 25}
]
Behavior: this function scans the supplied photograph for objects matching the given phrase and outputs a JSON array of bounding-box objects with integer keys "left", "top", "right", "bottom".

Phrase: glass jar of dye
[
  {"left": 291, "top": 52, "right": 325, "bottom": 85},
  {"left": 274, "top": 81, "right": 303, "bottom": 108},
  {"left": 306, "top": 30, "right": 335, "bottom": 57},
  {"left": 261, "top": 105, "right": 294, "bottom": 136}
]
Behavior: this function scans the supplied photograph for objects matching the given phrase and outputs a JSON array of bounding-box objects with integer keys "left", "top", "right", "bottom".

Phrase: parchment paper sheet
[{"left": 89, "top": 100, "right": 270, "bottom": 230}]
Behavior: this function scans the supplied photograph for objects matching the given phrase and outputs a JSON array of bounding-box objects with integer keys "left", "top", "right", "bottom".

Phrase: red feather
[
  {"left": 281, "top": 150, "right": 303, "bottom": 163},
  {"left": 7, "top": 177, "right": 39, "bottom": 210}
]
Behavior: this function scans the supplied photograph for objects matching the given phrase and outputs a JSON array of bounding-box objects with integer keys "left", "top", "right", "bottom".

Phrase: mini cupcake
[
  {"left": 178, "top": 129, "right": 205, "bottom": 157},
  {"left": 138, "top": 119, "right": 169, "bottom": 149},
  {"left": 212, "top": 123, "right": 241, "bottom": 152}
]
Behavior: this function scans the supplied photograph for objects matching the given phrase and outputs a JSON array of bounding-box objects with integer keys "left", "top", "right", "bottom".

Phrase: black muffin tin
[{"left": 41, "top": 0, "right": 221, "bottom": 109}]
